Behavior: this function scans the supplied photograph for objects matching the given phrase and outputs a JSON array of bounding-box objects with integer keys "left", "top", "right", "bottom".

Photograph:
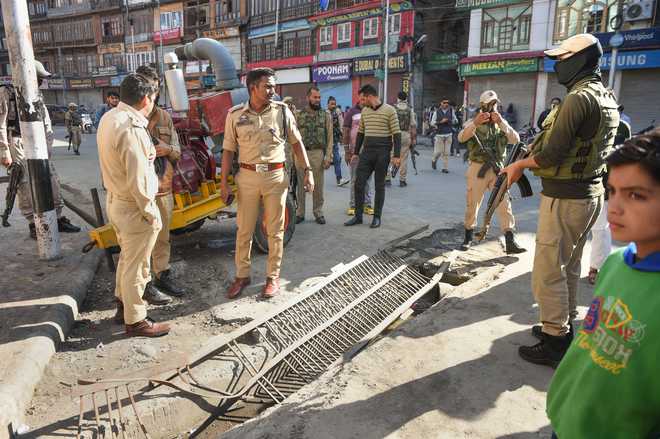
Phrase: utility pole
[
  {"left": 2, "top": 0, "right": 61, "bottom": 259},
  {"left": 383, "top": 0, "right": 390, "bottom": 104},
  {"left": 57, "top": 47, "right": 67, "bottom": 105}
]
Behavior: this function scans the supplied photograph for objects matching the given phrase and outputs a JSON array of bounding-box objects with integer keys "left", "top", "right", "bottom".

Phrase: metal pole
[
  {"left": 608, "top": 47, "right": 618, "bottom": 91},
  {"left": 274, "top": 0, "right": 280, "bottom": 48},
  {"left": 383, "top": 0, "right": 390, "bottom": 104},
  {"left": 407, "top": 49, "right": 413, "bottom": 109},
  {"left": 2, "top": 0, "right": 61, "bottom": 259},
  {"left": 58, "top": 47, "right": 67, "bottom": 105}
]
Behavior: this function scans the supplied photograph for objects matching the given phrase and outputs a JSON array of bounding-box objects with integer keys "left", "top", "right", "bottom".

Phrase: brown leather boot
[
  {"left": 113, "top": 300, "right": 124, "bottom": 324},
  {"left": 226, "top": 277, "right": 251, "bottom": 299},
  {"left": 262, "top": 277, "right": 280, "bottom": 298},
  {"left": 125, "top": 318, "right": 170, "bottom": 338}
]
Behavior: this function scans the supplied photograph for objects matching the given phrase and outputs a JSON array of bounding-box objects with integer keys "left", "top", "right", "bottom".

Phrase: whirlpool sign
[{"left": 544, "top": 49, "right": 660, "bottom": 72}]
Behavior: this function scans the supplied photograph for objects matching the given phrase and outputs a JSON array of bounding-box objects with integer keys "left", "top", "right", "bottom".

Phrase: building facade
[{"left": 459, "top": 0, "right": 660, "bottom": 131}]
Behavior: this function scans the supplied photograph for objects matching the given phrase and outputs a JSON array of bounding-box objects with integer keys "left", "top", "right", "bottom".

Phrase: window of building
[
  {"left": 362, "top": 17, "right": 378, "bottom": 40},
  {"left": 185, "top": 2, "right": 209, "bottom": 28},
  {"left": 127, "top": 50, "right": 155, "bottom": 72},
  {"left": 160, "top": 11, "right": 183, "bottom": 30},
  {"left": 337, "top": 22, "right": 351, "bottom": 44},
  {"left": 320, "top": 26, "right": 333, "bottom": 47},
  {"left": 101, "top": 15, "right": 123, "bottom": 37},
  {"left": 129, "top": 12, "right": 153, "bottom": 36},
  {"left": 480, "top": 3, "right": 532, "bottom": 54},
  {"left": 217, "top": 0, "right": 240, "bottom": 22},
  {"left": 553, "top": 0, "right": 621, "bottom": 43},
  {"left": 388, "top": 13, "right": 401, "bottom": 34}
]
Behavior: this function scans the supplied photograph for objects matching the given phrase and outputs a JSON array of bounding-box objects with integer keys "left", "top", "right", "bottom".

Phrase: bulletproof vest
[
  {"left": 296, "top": 108, "right": 328, "bottom": 150},
  {"left": 396, "top": 105, "right": 411, "bottom": 131},
  {"left": 435, "top": 108, "right": 454, "bottom": 135},
  {"left": 2, "top": 85, "right": 21, "bottom": 137},
  {"left": 532, "top": 78, "right": 620, "bottom": 180},
  {"left": 466, "top": 123, "right": 508, "bottom": 164}
]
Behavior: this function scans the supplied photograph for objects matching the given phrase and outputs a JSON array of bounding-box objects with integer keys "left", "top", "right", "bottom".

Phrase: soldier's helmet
[
  {"left": 68, "top": 102, "right": 78, "bottom": 109},
  {"left": 35, "top": 60, "right": 51, "bottom": 78}
]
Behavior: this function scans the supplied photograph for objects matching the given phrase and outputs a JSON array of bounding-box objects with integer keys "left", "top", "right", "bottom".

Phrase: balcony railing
[
  {"left": 92, "top": 0, "right": 122, "bottom": 10},
  {"left": 250, "top": 2, "right": 318, "bottom": 27},
  {"left": 125, "top": 32, "right": 152, "bottom": 44},
  {"left": 47, "top": 2, "right": 92, "bottom": 18},
  {"left": 102, "top": 34, "right": 125, "bottom": 44},
  {"left": 334, "top": 0, "right": 372, "bottom": 9},
  {"left": 216, "top": 11, "right": 241, "bottom": 26}
]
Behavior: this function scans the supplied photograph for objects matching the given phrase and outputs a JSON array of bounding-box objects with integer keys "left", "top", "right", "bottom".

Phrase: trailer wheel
[
  {"left": 253, "top": 194, "right": 295, "bottom": 254},
  {"left": 170, "top": 218, "right": 206, "bottom": 236}
]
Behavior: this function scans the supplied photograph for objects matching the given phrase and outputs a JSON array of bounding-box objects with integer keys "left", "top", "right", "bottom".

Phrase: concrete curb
[{"left": 0, "top": 249, "right": 102, "bottom": 439}]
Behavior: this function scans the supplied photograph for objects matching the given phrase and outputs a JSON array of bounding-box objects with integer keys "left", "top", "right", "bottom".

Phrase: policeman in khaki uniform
[
  {"left": 65, "top": 103, "right": 83, "bottom": 155},
  {"left": 136, "top": 65, "right": 185, "bottom": 303},
  {"left": 220, "top": 67, "right": 314, "bottom": 299},
  {"left": 295, "top": 86, "right": 333, "bottom": 225},
  {"left": 502, "top": 34, "right": 620, "bottom": 366},
  {"left": 97, "top": 74, "right": 170, "bottom": 337},
  {"left": 393, "top": 91, "right": 417, "bottom": 187},
  {"left": 458, "top": 90, "right": 525, "bottom": 254},
  {"left": 0, "top": 61, "right": 80, "bottom": 239}
]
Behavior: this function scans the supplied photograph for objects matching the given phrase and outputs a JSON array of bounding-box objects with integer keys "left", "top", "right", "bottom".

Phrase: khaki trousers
[
  {"left": 433, "top": 134, "right": 452, "bottom": 170},
  {"left": 532, "top": 194, "right": 602, "bottom": 336},
  {"left": 69, "top": 126, "right": 82, "bottom": 151},
  {"left": 235, "top": 167, "right": 288, "bottom": 279},
  {"left": 296, "top": 149, "right": 324, "bottom": 218},
  {"left": 398, "top": 132, "right": 411, "bottom": 181},
  {"left": 152, "top": 194, "right": 173, "bottom": 275},
  {"left": 464, "top": 162, "right": 515, "bottom": 232},
  {"left": 11, "top": 137, "right": 63, "bottom": 222},
  {"left": 107, "top": 194, "right": 161, "bottom": 325}
]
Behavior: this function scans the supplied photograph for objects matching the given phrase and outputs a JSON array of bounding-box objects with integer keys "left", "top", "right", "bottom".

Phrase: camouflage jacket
[{"left": 296, "top": 107, "right": 333, "bottom": 158}]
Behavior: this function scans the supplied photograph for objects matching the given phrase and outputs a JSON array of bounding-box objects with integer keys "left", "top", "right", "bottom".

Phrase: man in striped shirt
[{"left": 345, "top": 85, "right": 401, "bottom": 229}]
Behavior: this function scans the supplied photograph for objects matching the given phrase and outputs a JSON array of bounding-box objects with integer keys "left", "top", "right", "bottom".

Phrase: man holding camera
[{"left": 458, "top": 90, "right": 525, "bottom": 254}]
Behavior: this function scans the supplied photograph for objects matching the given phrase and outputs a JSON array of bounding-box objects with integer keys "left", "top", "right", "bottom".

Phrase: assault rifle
[
  {"left": 2, "top": 161, "right": 24, "bottom": 227},
  {"left": 475, "top": 142, "right": 533, "bottom": 242},
  {"left": 410, "top": 145, "right": 420, "bottom": 175}
]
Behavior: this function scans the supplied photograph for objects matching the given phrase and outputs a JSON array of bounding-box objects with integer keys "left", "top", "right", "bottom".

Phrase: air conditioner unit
[{"left": 624, "top": 0, "right": 655, "bottom": 22}]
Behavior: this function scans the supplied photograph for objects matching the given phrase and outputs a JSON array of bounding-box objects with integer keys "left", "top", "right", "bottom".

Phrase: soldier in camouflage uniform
[{"left": 295, "top": 86, "right": 333, "bottom": 225}]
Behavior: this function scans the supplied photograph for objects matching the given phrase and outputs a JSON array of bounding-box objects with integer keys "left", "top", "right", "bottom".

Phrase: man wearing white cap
[
  {"left": 501, "top": 33, "right": 620, "bottom": 367},
  {"left": 457, "top": 89, "right": 524, "bottom": 253}
]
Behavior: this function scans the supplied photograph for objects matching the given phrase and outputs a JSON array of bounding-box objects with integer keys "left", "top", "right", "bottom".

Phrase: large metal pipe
[{"left": 175, "top": 38, "right": 241, "bottom": 90}]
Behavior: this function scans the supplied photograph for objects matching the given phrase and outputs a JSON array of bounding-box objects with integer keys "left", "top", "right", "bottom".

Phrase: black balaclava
[{"left": 554, "top": 41, "right": 603, "bottom": 89}]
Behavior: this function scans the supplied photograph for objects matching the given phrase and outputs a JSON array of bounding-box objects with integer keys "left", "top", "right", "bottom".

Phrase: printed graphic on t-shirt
[{"left": 578, "top": 295, "right": 646, "bottom": 375}]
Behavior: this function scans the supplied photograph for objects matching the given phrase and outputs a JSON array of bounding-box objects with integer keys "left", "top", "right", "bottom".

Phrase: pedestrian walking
[
  {"left": 393, "top": 91, "right": 417, "bottom": 187},
  {"left": 97, "top": 73, "right": 170, "bottom": 337},
  {"left": 220, "top": 68, "right": 313, "bottom": 299},
  {"left": 537, "top": 97, "right": 561, "bottom": 131},
  {"left": 65, "top": 103, "right": 83, "bottom": 155},
  {"left": 295, "top": 86, "right": 333, "bottom": 225},
  {"left": 430, "top": 98, "right": 457, "bottom": 173},
  {"left": 0, "top": 60, "right": 80, "bottom": 239},
  {"left": 93, "top": 91, "right": 119, "bottom": 130},
  {"left": 342, "top": 98, "right": 374, "bottom": 216},
  {"left": 136, "top": 65, "right": 186, "bottom": 303},
  {"left": 458, "top": 90, "right": 525, "bottom": 254},
  {"left": 344, "top": 84, "right": 401, "bottom": 229},
  {"left": 502, "top": 33, "right": 620, "bottom": 366},
  {"left": 327, "top": 96, "right": 348, "bottom": 186}
]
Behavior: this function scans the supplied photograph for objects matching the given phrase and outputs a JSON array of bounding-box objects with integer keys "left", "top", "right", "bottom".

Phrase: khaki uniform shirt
[
  {"left": 148, "top": 106, "right": 181, "bottom": 195},
  {"left": 0, "top": 86, "right": 54, "bottom": 161},
  {"left": 223, "top": 100, "right": 303, "bottom": 164},
  {"left": 97, "top": 102, "right": 159, "bottom": 222}
]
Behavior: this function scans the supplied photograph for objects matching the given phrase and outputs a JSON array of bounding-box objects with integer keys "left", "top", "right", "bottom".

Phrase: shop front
[
  {"left": 351, "top": 53, "right": 410, "bottom": 105},
  {"left": 312, "top": 62, "right": 353, "bottom": 109},
  {"left": 275, "top": 67, "right": 312, "bottom": 109}
]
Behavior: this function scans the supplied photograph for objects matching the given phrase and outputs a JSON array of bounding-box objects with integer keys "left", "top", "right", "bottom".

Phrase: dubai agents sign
[{"left": 313, "top": 63, "right": 351, "bottom": 82}]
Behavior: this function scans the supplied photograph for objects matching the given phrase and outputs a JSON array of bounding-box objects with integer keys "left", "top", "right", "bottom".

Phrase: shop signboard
[
  {"left": 154, "top": 28, "right": 181, "bottom": 44},
  {"left": 248, "top": 19, "right": 310, "bottom": 39},
  {"left": 459, "top": 57, "right": 539, "bottom": 76},
  {"left": 352, "top": 55, "right": 409, "bottom": 76},
  {"left": 316, "top": 44, "right": 381, "bottom": 63},
  {"left": 98, "top": 43, "right": 124, "bottom": 54},
  {"left": 424, "top": 53, "right": 459, "bottom": 71},
  {"left": 544, "top": 49, "right": 660, "bottom": 72},
  {"left": 313, "top": 1, "right": 412, "bottom": 26},
  {"left": 312, "top": 63, "right": 351, "bottom": 82},
  {"left": 93, "top": 66, "right": 118, "bottom": 77},
  {"left": 203, "top": 27, "right": 239, "bottom": 39},
  {"left": 94, "top": 78, "right": 111, "bottom": 87},
  {"left": 46, "top": 78, "right": 66, "bottom": 89},
  {"left": 455, "top": 0, "right": 520, "bottom": 9},
  {"left": 111, "top": 75, "right": 127, "bottom": 87},
  {"left": 69, "top": 79, "right": 93, "bottom": 89},
  {"left": 595, "top": 28, "right": 660, "bottom": 50}
]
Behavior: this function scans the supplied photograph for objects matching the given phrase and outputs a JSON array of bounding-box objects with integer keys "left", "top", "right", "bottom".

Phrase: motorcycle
[
  {"left": 81, "top": 112, "right": 93, "bottom": 134},
  {"left": 518, "top": 123, "right": 537, "bottom": 145}
]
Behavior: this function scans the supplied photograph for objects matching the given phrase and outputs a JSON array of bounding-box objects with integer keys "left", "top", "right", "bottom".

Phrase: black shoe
[
  {"left": 336, "top": 176, "right": 341, "bottom": 185},
  {"left": 344, "top": 216, "right": 363, "bottom": 226},
  {"left": 400, "top": 180, "right": 407, "bottom": 187},
  {"left": 431, "top": 160, "right": 437, "bottom": 170},
  {"left": 532, "top": 322, "right": 575, "bottom": 342},
  {"left": 370, "top": 217, "right": 381, "bottom": 228},
  {"left": 295, "top": 216, "right": 304, "bottom": 224},
  {"left": 74, "top": 150, "right": 80, "bottom": 156},
  {"left": 114, "top": 301, "right": 124, "bottom": 324},
  {"left": 505, "top": 231, "right": 526, "bottom": 254},
  {"left": 518, "top": 334, "right": 571, "bottom": 368},
  {"left": 154, "top": 269, "right": 185, "bottom": 297},
  {"left": 315, "top": 216, "right": 326, "bottom": 225},
  {"left": 58, "top": 216, "right": 81, "bottom": 233},
  {"left": 441, "top": 169, "right": 449, "bottom": 174},
  {"left": 460, "top": 229, "right": 473, "bottom": 251},
  {"left": 29, "top": 222, "right": 36, "bottom": 240},
  {"left": 143, "top": 282, "right": 172, "bottom": 305}
]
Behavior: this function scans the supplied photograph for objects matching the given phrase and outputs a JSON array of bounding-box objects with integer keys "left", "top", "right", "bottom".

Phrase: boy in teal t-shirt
[{"left": 546, "top": 128, "right": 660, "bottom": 438}]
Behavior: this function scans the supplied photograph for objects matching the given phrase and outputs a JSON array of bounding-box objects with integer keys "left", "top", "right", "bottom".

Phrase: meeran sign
[
  {"left": 459, "top": 58, "right": 539, "bottom": 76},
  {"left": 455, "top": 0, "right": 521, "bottom": 9}
]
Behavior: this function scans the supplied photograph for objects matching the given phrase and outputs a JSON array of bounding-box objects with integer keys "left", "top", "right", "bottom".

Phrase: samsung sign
[
  {"left": 312, "top": 63, "right": 352, "bottom": 82},
  {"left": 544, "top": 49, "right": 660, "bottom": 72}
]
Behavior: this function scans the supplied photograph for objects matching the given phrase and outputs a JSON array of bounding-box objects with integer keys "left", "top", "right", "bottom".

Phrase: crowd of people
[{"left": 1, "top": 31, "right": 658, "bottom": 437}]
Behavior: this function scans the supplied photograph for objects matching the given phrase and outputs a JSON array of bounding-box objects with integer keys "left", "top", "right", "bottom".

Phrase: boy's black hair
[
  {"left": 119, "top": 74, "right": 158, "bottom": 106},
  {"left": 607, "top": 127, "right": 660, "bottom": 184},
  {"left": 246, "top": 67, "right": 275, "bottom": 90},
  {"left": 135, "top": 65, "right": 160, "bottom": 84},
  {"left": 358, "top": 84, "right": 377, "bottom": 97},
  {"left": 327, "top": 96, "right": 336, "bottom": 103},
  {"left": 107, "top": 91, "right": 120, "bottom": 98}
]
